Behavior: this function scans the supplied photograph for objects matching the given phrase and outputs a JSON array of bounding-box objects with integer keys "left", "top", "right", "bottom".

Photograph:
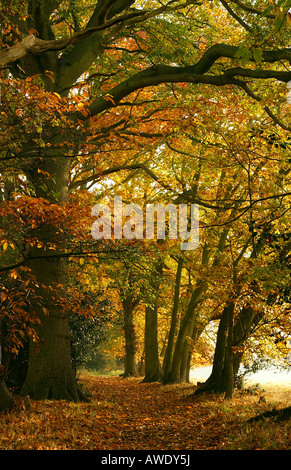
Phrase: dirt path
[
  {"left": 78, "top": 374, "right": 233, "bottom": 450},
  {"left": 1, "top": 373, "right": 289, "bottom": 450}
]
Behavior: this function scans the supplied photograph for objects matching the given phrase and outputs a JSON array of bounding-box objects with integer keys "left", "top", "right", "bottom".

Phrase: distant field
[{"left": 190, "top": 366, "right": 291, "bottom": 386}]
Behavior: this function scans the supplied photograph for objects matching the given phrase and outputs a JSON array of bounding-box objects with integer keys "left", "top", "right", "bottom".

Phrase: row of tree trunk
[
  {"left": 120, "top": 251, "right": 263, "bottom": 401},
  {"left": 0, "top": 168, "right": 265, "bottom": 411},
  {"left": 0, "top": 155, "right": 273, "bottom": 407}
]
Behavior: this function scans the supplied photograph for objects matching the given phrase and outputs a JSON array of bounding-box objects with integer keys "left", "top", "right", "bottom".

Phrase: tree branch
[
  {"left": 0, "top": 0, "right": 200, "bottom": 73},
  {"left": 229, "top": 0, "right": 275, "bottom": 18},
  {"left": 0, "top": 245, "right": 141, "bottom": 273},
  {"left": 0, "top": 10, "right": 145, "bottom": 69},
  {"left": 76, "top": 45, "right": 291, "bottom": 121},
  {"left": 219, "top": 0, "right": 252, "bottom": 32},
  {"left": 237, "top": 81, "right": 291, "bottom": 131},
  {"left": 69, "top": 162, "right": 173, "bottom": 190}
]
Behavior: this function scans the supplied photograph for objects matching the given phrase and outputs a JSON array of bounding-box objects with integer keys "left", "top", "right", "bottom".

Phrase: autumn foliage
[
  {"left": 0, "top": 373, "right": 290, "bottom": 450},
  {"left": 0, "top": 0, "right": 291, "bottom": 450}
]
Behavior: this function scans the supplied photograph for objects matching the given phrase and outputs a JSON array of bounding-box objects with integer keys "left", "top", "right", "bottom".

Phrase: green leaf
[
  {"left": 253, "top": 47, "right": 263, "bottom": 63},
  {"left": 274, "top": 15, "right": 286, "bottom": 32},
  {"left": 234, "top": 46, "right": 252, "bottom": 65}
]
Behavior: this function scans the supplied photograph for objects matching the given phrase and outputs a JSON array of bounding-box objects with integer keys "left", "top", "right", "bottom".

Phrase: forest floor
[{"left": 0, "top": 372, "right": 290, "bottom": 451}]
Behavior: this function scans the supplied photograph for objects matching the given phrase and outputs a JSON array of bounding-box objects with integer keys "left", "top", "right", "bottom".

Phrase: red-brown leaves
[{"left": 0, "top": 373, "right": 290, "bottom": 450}]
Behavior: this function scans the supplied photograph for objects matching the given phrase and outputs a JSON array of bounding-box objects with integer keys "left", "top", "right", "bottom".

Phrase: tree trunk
[
  {"left": 0, "top": 318, "right": 13, "bottom": 411},
  {"left": 122, "top": 298, "right": 138, "bottom": 378},
  {"left": 137, "top": 350, "right": 145, "bottom": 376},
  {"left": 179, "top": 319, "right": 196, "bottom": 383},
  {"left": 195, "top": 303, "right": 230, "bottom": 394},
  {"left": 166, "top": 281, "right": 207, "bottom": 384},
  {"left": 142, "top": 303, "right": 162, "bottom": 382},
  {"left": 224, "top": 302, "right": 235, "bottom": 399},
  {"left": 166, "top": 242, "right": 211, "bottom": 384},
  {"left": 232, "top": 305, "right": 264, "bottom": 380},
  {"left": 20, "top": 268, "right": 85, "bottom": 401},
  {"left": 20, "top": 157, "right": 87, "bottom": 401},
  {"left": 0, "top": 378, "right": 13, "bottom": 412},
  {"left": 163, "top": 257, "right": 183, "bottom": 383},
  {"left": 180, "top": 324, "right": 203, "bottom": 383},
  {"left": 180, "top": 341, "right": 191, "bottom": 383},
  {"left": 142, "top": 263, "right": 163, "bottom": 383}
]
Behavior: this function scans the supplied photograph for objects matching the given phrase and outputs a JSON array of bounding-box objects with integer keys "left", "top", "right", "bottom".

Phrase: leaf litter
[{"left": 0, "top": 373, "right": 290, "bottom": 450}]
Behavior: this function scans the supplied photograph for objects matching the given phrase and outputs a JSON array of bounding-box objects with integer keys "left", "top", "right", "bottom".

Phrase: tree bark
[
  {"left": 163, "top": 257, "right": 183, "bottom": 383},
  {"left": 180, "top": 323, "right": 203, "bottom": 383},
  {"left": 20, "top": 264, "right": 85, "bottom": 401},
  {"left": 224, "top": 302, "right": 235, "bottom": 399},
  {"left": 0, "top": 379, "right": 13, "bottom": 412},
  {"left": 20, "top": 157, "right": 87, "bottom": 401},
  {"left": 0, "top": 318, "right": 13, "bottom": 411},
  {"left": 122, "top": 297, "right": 138, "bottom": 378},
  {"left": 142, "top": 263, "right": 163, "bottom": 383},
  {"left": 165, "top": 241, "right": 212, "bottom": 384},
  {"left": 142, "top": 303, "right": 162, "bottom": 382},
  {"left": 233, "top": 305, "right": 264, "bottom": 379},
  {"left": 166, "top": 281, "right": 207, "bottom": 384},
  {"left": 195, "top": 303, "right": 230, "bottom": 394},
  {"left": 179, "top": 317, "right": 196, "bottom": 383}
]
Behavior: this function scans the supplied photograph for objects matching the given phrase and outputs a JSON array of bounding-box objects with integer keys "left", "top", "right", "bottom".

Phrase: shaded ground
[{"left": 0, "top": 373, "right": 290, "bottom": 450}]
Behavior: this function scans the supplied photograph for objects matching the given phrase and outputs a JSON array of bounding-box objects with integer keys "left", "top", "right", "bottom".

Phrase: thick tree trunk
[
  {"left": 232, "top": 305, "right": 264, "bottom": 380},
  {"left": 195, "top": 303, "right": 230, "bottom": 395},
  {"left": 142, "top": 303, "right": 162, "bottom": 382},
  {"left": 0, "top": 378, "right": 13, "bottom": 411},
  {"left": 122, "top": 298, "right": 138, "bottom": 378},
  {"left": 142, "top": 284, "right": 163, "bottom": 383},
  {"left": 180, "top": 341, "right": 191, "bottom": 383},
  {"left": 20, "top": 157, "right": 87, "bottom": 401},
  {"left": 194, "top": 302, "right": 265, "bottom": 397},
  {"left": 142, "top": 263, "right": 163, "bottom": 383},
  {"left": 20, "top": 262, "right": 85, "bottom": 401},
  {"left": 0, "top": 318, "right": 13, "bottom": 411}
]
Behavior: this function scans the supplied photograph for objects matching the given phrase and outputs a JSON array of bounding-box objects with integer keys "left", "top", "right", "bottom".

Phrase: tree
[
  {"left": 0, "top": 377, "right": 13, "bottom": 412},
  {"left": 0, "top": 0, "right": 290, "bottom": 406},
  {"left": 163, "top": 256, "right": 184, "bottom": 382},
  {"left": 101, "top": 256, "right": 142, "bottom": 378},
  {"left": 142, "top": 255, "right": 164, "bottom": 382}
]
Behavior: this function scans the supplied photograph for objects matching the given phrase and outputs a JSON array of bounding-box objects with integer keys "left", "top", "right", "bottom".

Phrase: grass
[{"left": 224, "top": 383, "right": 291, "bottom": 450}]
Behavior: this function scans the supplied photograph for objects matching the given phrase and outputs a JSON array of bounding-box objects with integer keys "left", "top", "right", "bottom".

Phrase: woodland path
[
  {"left": 1, "top": 374, "right": 290, "bottom": 450},
  {"left": 73, "top": 375, "right": 237, "bottom": 450}
]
